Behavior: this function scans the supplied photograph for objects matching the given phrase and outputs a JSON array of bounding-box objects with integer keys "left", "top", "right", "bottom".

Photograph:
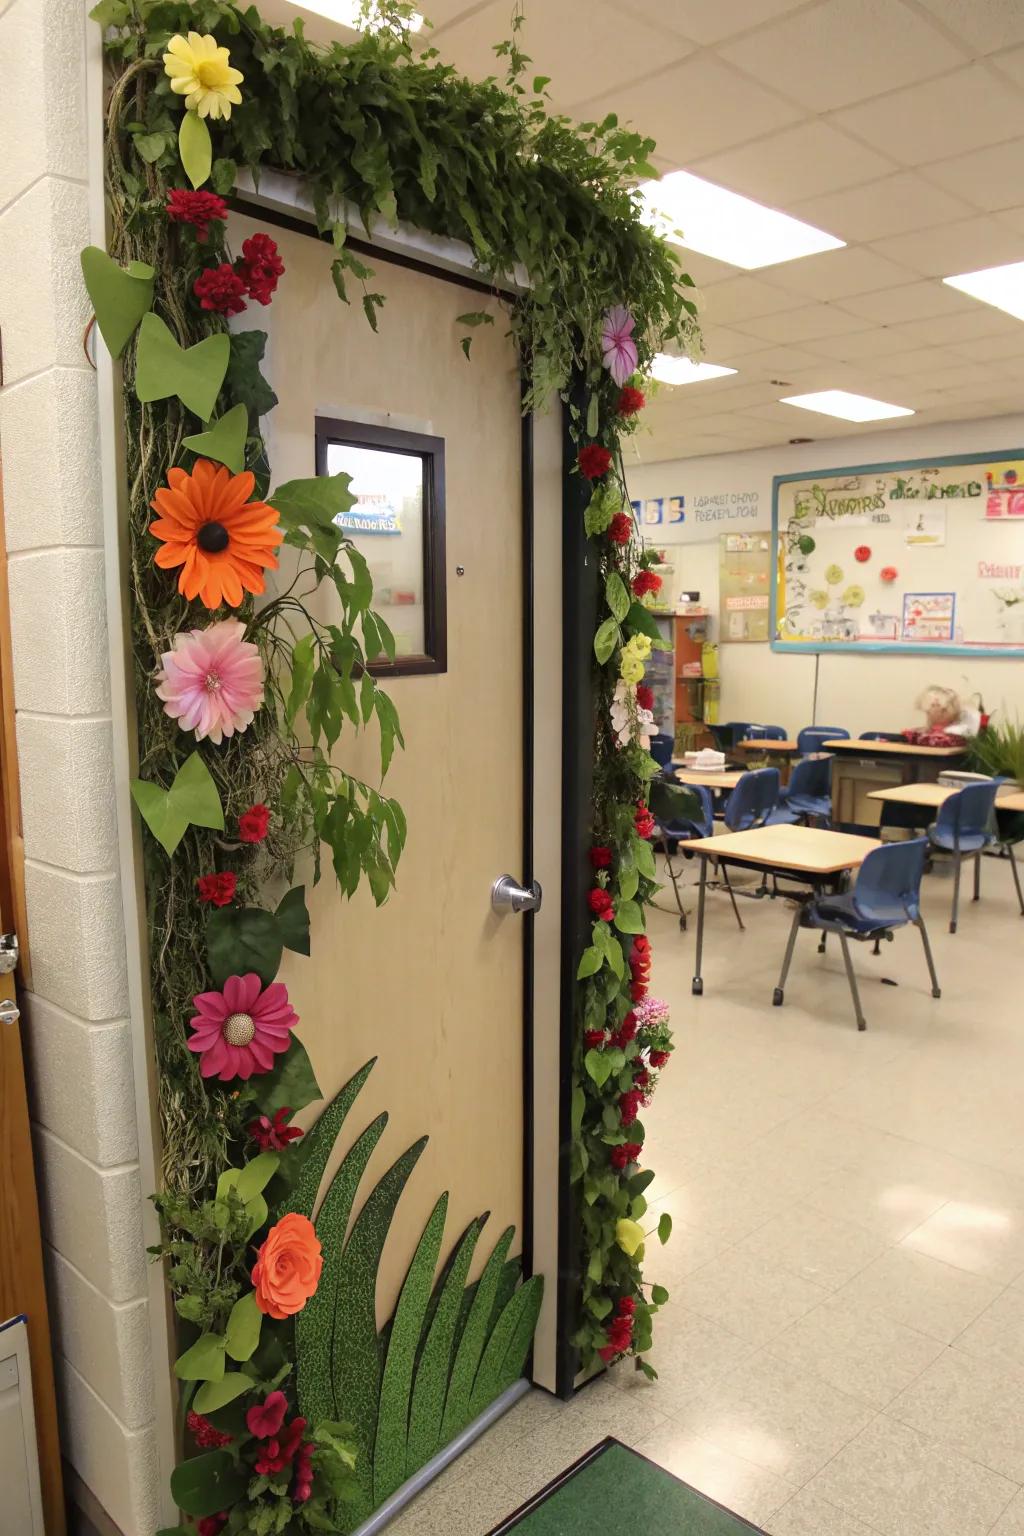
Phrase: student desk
[
  {"left": 824, "top": 738, "right": 967, "bottom": 830},
  {"left": 674, "top": 768, "right": 744, "bottom": 790},
  {"left": 734, "top": 738, "right": 801, "bottom": 781},
  {"left": 684, "top": 824, "right": 880, "bottom": 997}
]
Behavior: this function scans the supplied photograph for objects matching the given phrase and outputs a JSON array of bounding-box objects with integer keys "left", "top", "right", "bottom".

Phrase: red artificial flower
[
  {"left": 588, "top": 887, "right": 615, "bottom": 922},
  {"left": 630, "top": 936, "right": 651, "bottom": 1002},
  {"left": 635, "top": 684, "right": 654, "bottom": 711},
  {"left": 618, "top": 1295, "right": 636, "bottom": 1316},
  {"left": 166, "top": 188, "right": 228, "bottom": 242},
  {"left": 197, "top": 1517, "right": 228, "bottom": 1536},
  {"left": 584, "top": 1029, "right": 606, "bottom": 1049},
  {"left": 632, "top": 569, "right": 662, "bottom": 599},
  {"left": 254, "top": 1416, "right": 306, "bottom": 1477},
  {"left": 631, "top": 979, "right": 648, "bottom": 1002},
  {"left": 247, "top": 1390, "right": 288, "bottom": 1441},
  {"left": 187, "top": 1410, "right": 232, "bottom": 1449},
  {"left": 608, "top": 512, "right": 633, "bottom": 545},
  {"left": 248, "top": 1105, "right": 305, "bottom": 1151},
  {"left": 292, "top": 1441, "right": 314, "bottom": 1505},
  {"left": 617, "top": 385, "right": 646, "bottom": 417},
  {"left": 610, "top": 1141, "right": 642, "bottom": 1170},
  {"left": 238, "top": 802, "right": 270, "bottom": 843},
  {"left": 589, "top": 845, "right": 612, "bottom": 869},
  {"left": 619, "top": 1088, "right": 644, "bottom": 1126},
  {"left": 649, "top": 1048, "right": 670, "bottom": 1068},
  {"left": 634, "top": 1067, "right": 651, "bottom": 1089},
  {"left": 196, "top": 871, "right": 237, "bottom": 907},
  {"left": 635, "top": 803, "right": 656, "bottom": 840},
  {"left": 237, "top": 232, "right": 285, "bottom": 306},
  {"left": 578, "top": 444, "right": 613, "bottom": 480},
  {"left": 613, "top": 1011, "right": 637, "bottom": 1047},
  {"left": 193, "top": 262, "right": 248, "bottom": 316}
]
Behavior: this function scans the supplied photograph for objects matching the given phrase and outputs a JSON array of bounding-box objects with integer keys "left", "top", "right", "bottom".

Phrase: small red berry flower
[{"left": 578, "top": 444, "right": 613, "bottom": 480}]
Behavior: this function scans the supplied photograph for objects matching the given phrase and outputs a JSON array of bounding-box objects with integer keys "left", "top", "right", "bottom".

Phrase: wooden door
[
  {"left": 0, "top": 468, "right": 65, "bottom": 1533},
  {"left": 241, "top": 211, "right": 528, "bottom": 1323}
]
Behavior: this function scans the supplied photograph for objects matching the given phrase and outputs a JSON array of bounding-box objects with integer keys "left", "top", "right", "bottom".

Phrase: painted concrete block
[
  {"left": 16, "top": 715, "right": 117, "bottom": 874},
  {"left": 32, "top": 1126, "right": 146, "bottom": 1302},
  {"left": 45, "top": 1247, "right": 154, "bottom": 1432},
  {"left": 0, "top": 177, "right": 90, "bottom": 383},
  {"left": 56, "top": 1358, "right": 160, "bottom": 1536},
  {"left": 22, "top": 996, "right": 138, "bottom": 1166},
  {"left": 7, "top": 548, "right": 111, "bottom": 715},
  {"left": 0, "top": 369, "right": 102, "bottom": 550},
  {"left": 23, "top": 864, "right": 128, "bottom": 1020},
  {"left": 0, "top": 0, "right": 88, "bottom": 212}
]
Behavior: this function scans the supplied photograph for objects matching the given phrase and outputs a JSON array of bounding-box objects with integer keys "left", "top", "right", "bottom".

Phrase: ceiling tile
[
  {"left": 805, "top": 327, "right": 922, "bottom": 359},
  {"left": 790, "top": 173, "right": 975, "bottom": 243},
  {"left": 429, "top": 0, "right": 691, "bottom": 104},
  {"left": 742, "top": 305, "right": 868, "bottom": 343},
  {"left": 719, "top": 0, "right": 966, "bottom": 112},
  {"left": 890, "top": 308, "right": 1024, "bottom": 346},
  {"left": 837, "top": 280, "right": 977, "bottom": 325},
  {"left": 870, "top": 215, "right": 1024, "bottom": 277},
  {"left": 949, "top": 332, "right": 1024, "bottom": 362},
  {"left": 991, "top": 42, "right": 1024, "bottom": 89},
  {"left": 913, "top": 0, "right": 1024, "bottom": 54},
  {"left": 868, "top": 344, "right": 968, "bottom": 374},
  {"left": 689, "top": 121, "right": 895, "bottom": 206},
  {"left": 761, "top": 247, "right": 916, "bottom": 301},
  {"left": 699, "top": 325, "right": 784, "bottom": 360},
  {"left": 996, "top": 206, "right": 1024, "bottom": 238},
  {"left": 677, "top": 249, "right": 740, "bottom": 289},
  {"left": 832, "top": 65, "right": 1024, "bottom": 165},
  {"left": 575, "top": 55, "right": 801, "bottom": 164},
  {"left": 734, "top": 344, "right": 838, "bottom": 375},
  {"left": 619, "top": 0, "right": 809, "bottom": 46},
  {"left": 701, "top": 276, "right": 805, "bottom": 325},
  {"left": 922, "top": 139, "right": 1024, "bottom": 212}
]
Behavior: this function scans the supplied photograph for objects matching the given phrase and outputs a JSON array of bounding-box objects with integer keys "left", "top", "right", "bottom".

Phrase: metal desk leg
[
  {"left": 773, "top": 901, "right": 803, "bottom": 1007},
  {"left": 692, "top": 853, "right": 708, "bottom": 996}
]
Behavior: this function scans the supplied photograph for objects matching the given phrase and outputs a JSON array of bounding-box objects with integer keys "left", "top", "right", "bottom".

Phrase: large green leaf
[
  {"left": 182, "top": 402, "right": 249, "bottom": 474},
  {"left": 276, "top": 886, "right": 310, "bottom": 956},
  {"left": 80, "top": 246, "right": 154, "bottom": 359},
  {"left": 221, "top": 329, "right": 278, "bottom": 426},
  {"left": 192, "top": 1371, "right": 253, "bottom": 1415},
  {"left": 405, "top": 1217, "right": 484, "bottom": 1478},
  {"left": 130, "top": 751, "right": 224, "bottom": 857},
  {"left": 169, "top": 1450, "right": 247, "bottom": 1518},
  {"left": 468, "top": 1274, "right": 544, "bottom": 1419},
  {"left": 440, "top": 1227, "right": 514, "bottom": 1443},
  {"left": 332, "top": 1138, "right": 428, "bottom": 1528},
  {"left": 271, "top": 473, "right": 356, "bottom": 531},
  {"left": 282, "top": 1059, "right": 377, "bottom": 1222},
  {"left": 206, "top": 906, "right": 283, "bottom": 988},
  {"left": 296, "top": 1114, "right": 388, "bottom": 1428},
  {"left": 224, "top": 1291, "right": 262, "bottom": 1364},
  {"left": 253, "top": 1036, "right": 322, "bottom": 1120},
  {"left": 134, "top": 313, "right": 229, "bottom": 422},
  {"left": 179, "top": 108, "right": 212, "bottom": 189},
  {"left": 373, "top": 1194, "right": 449, "bottom": 1506}
]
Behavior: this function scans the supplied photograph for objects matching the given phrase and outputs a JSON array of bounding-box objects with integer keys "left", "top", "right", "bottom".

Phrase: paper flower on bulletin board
[
  {"left": 880, "top": 566, "right": 898, "bottom": 583},
  {"left": 854, "top": 545, "right": 871, "bottom": 562},
  {"left": 825, "top": 563, "right": 843, "bottom": 584},
  {"left": 842, "top": 585, "right": 866, "bottom": 607}
]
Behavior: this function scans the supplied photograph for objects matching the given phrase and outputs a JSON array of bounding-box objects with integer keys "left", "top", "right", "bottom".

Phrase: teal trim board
[{"left": 487, "top": 1439, "right": 766, "bottom": 1534}]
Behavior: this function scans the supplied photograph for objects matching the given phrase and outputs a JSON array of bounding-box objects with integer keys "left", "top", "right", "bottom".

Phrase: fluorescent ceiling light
[
  {"left": 944, "top": 260, "right": 1024, "bottom": 321},
  {"left": 640, "top": 170, "right": 844, "bottom": 270},
  {"left": 286, "top": 0, "right": 423, "bottom": 29},
  {"left": 650, "top": 355, "right": 737, "bottom": 385},
  {"left": 781, "top": 390, "right": 914, "bottom": 423}
]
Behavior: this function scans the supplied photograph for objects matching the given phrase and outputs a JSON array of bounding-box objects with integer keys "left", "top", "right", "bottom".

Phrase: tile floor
[{"left": 390, "top": 849, "right": 1024, "bottom": 1535}]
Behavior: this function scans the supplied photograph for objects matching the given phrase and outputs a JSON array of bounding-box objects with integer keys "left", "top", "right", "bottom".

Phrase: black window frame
[{"left": 314, "top": 415, "right": 448, "bottom": 677}]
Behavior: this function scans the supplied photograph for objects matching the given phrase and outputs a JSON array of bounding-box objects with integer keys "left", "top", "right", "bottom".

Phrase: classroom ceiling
[{"left": 271, "top": 0, "right": 1024, "bottom": 463}]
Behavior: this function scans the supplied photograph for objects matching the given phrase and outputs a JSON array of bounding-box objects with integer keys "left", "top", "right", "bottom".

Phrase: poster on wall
[
  {"left": 772, "top": 450, "right": 1024, "bottom": 655},
  {"left": 719, "top": 532, "right": 771, "bottom": 642}
]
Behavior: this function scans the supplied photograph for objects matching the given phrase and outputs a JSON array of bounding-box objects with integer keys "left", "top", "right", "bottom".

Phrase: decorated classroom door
[{"left": 241, "top": 211, "right": 540, "bottom": 1521}]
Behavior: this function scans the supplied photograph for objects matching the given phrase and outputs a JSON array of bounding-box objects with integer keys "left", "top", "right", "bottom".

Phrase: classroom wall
[{"left": 628, "top": 413, "right": 1024, "bottom": 737}]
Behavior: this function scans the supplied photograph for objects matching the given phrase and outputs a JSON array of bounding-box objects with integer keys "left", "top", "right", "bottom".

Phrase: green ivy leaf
[
  {"left": 224, "top": 1291, "right": 262, "bottom": 1363},
  {"left": 570, "top": 1086, "right": 585, "bottom": 1138},
  {"left": 284, "top": 632, "right": 315, "bottom": 730},
  {"left": 174, "top": 1332, "right": 226, "bottom": 1383},
  {"left": 605, "top": 572, "right": 630, "bottom": 623},
  {"left": 221, "top": 330, "right": 278, "bottom": 426},
  {"left": 80, "top": 247, "right": 154, "bottom": 360},
  {"left": 206, "top": 906, "right": 283, "bottom": 989},
  {"left": 271, "top": 472, "right": 355, "bottom": 544},
  {"left": 133, "top": 131, "right": 167, "bottom": 164},
  {"left": 586, "top": 393, "right": 599, "bottom": 438},
  {"left": 169, "top": 1451, "right": 247, "bottom": 1519},
  {"left": 593, "top": 617, "right": 619, "bottom": 666},
  {"left": 618, "top": 866, "right": 639, "bottom": 902},
  {"left": 576, "top": 945, "right": 603, "bottom": 979},
  {"left": 634, "top": 837, "right": 657, "bottom": 880},
  {"left": 613, "top": 899, "right": 645, "bottom": 936},
  {"left": 658, "top": 1212, "right": 673, "bottom": 1245},
  {"left": 182, "top": 402, "right": 249, "bottom": 474},
  {"left": 235, "top": 1151, "right": 280, "bottom": 1204},
  {"left": 179, "top": 109, "right": 212, "bottom": 189},
  {"left": 275, "top": 886, "right": 310, "bottom": 956},
  {"left": 210, "top": 157, "right": 237, "bottom": 195},
  {"left": 626, "top": 601, "right": 671, "bottom": 649},
  {"left": 131, "top": 752, "right": 224, "bottom": 856},
  {"left": 253, "top": 1036, "right": 322, "bottom": 1118},
  {"left": 193, "top": 1372, "right": 254, "bottom": 1415},
  {"left": 134, "top": 315, "right": 229, "bottom": 422},
  {"left": 651, "top": 1284, "right": 669, "bottom": 1305},
  {"left": 584, "top": 1049, "right": 612, "bottom": 1088}
]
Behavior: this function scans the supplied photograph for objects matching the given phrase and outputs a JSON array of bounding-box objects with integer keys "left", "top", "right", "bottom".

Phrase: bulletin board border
[{"left": 770, "top": 447, "right": 1024, "bottom": 657}]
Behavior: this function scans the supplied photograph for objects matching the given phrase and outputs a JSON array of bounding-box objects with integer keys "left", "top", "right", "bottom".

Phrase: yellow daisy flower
[{"left": 163, "top": 32, "right": 244, "bottom": 121}]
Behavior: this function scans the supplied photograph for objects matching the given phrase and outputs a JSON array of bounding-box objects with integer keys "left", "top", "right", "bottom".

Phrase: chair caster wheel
[
  {"left": 817, "top": 941, "right": 826, "bottom": 953},
  {"left": 692, "top": 977, "right": 703, "bottom": 996},
  {"left": 932, "top": 987, "right": 942, "bottom": 998},
  {"left": 949, "top": 922, "right": 957, "bottom": 934},
  {"left": 772, "top": 987, "right": 784, "bottom": 1006}
]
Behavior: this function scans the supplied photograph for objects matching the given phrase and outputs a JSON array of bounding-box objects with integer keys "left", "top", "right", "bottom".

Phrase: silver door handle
[{"left": 491, "top": 875, "right": 542, "bottom": 915}]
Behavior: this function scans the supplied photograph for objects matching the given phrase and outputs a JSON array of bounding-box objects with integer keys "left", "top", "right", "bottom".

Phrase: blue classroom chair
[
  {"left": 743, "top": 724, "right": 788, "bottom": 741},
  {"left": 767, "top": 755, "right": 832, "bottom": 826},
  {"left": 718, "top": 768, "right": 780, "bottom": 928},
  {"left": 649, "top": 732, "right": 676, "bottom": 769},
  {"left": 649, "top": 778, "right": 712, "bottom": 930},
  {"left": 773, "top": 838, "right": 941, "bottom": 1031},
  {"left": 927, "top": 780, "right": 1003, "bottom": 933},
  {"left": 797, "top": 725, "right": 848, "bottom": 755}
]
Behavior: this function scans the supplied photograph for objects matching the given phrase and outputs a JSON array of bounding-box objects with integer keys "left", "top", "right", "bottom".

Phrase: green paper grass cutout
[
  {"left": 130, "top": 751, "right": 224, "bottom": 856},
  {"left": 180, "top": 109, "right": 212, "bottom": 189},
  {"left": 183, "top": 402, "right": 249, "bottom": 473},
  {"left": 135, "top": 313, "right": 230, "bottom": 421},
  {"left": 279, "top": 1061, "right": 543, "bottom": 1532},
  {"left": 80, "top": 246, "right": 154, "bottom": 358}
]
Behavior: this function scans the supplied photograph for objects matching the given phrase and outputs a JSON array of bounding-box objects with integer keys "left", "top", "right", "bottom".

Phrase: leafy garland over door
[{"left": 88, "top": 0, "right": 700, "bottom": 1526}]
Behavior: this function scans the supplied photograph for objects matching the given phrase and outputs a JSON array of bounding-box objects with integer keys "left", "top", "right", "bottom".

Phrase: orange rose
[{"left": 251, "top": 1213, "right": 322, "bottom": 1320}]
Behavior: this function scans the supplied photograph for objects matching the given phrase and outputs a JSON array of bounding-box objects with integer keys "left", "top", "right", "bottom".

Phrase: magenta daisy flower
[
  {"left": 601, "top": 305, "right": 638, "bottom": 386},
  {"left": 187, "top": 973, "right": 298, "bottom": 1081},
  {"left": 155, "top": 618, "right": 264, "bottom": 746}
]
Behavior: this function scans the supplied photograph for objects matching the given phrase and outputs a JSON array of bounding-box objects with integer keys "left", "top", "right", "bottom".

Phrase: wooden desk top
[
  {"left": 998, "top": 791, "right": 1024, "bottom": 812},
  {"left": 736, "top": 738, "right": 799, "bottom": 752},
  {"left": 869, "top": 783, "right": 1024, "bottom": 811},
  {"left": 825, "top": 738, "right": 966, "bottom": 758},
  {"left": 674, "top": 767, "right": 744, "bottom": 789},
  {"left": 687, "top": 823, "right": 880, "bottom": 874}
]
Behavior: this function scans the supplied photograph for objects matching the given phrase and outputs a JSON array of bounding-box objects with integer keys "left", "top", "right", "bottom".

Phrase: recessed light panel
[
  {"left": 944, "top": 261, "right": 1024, "bottom": 322},
  {"left": 650, "top": 355, "right": 737, "bottom": 385},
  {"left": 781, "top": 390, "right": 914, "bottom": 422},
  {"left": 285, "top": 0, "right": 423, "bottom": 29},
  {"left": 640, "top": 171, "right": 844, "bottom": 271}
]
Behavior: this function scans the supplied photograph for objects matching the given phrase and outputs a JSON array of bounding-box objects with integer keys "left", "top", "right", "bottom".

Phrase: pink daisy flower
[
  {"left": 601, "top": 305, "right": 638, "bottom": 386},
  {"left": 187, "top": 972, "right": 298, "bottom": 1081},
  {"left": 155, "top": 618, "right": 264, "bottom": 745}
]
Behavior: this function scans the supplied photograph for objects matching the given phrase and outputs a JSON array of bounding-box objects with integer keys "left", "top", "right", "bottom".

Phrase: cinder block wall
[{"left": 0, "top": 0, "right": 163, "bottom": 1530}]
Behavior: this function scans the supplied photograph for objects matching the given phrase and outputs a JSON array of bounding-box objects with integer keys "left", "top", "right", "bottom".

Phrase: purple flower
[{"left": 601, "top": 305, "right": 638, "bottom": 386}]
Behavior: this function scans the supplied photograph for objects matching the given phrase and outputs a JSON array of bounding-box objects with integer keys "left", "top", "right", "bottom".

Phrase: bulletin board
[{"left": 772, "top": 449, "right": 1024, "bottom": 656}]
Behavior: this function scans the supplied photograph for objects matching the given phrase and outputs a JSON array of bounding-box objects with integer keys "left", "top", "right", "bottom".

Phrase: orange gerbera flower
[{"left": 150, "top": 459, "right": 284, "bottom": 609}]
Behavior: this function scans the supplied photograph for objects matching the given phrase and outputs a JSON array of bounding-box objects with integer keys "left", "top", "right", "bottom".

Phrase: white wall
[
  {"left": 627, "top": 413, "right": 1024, "bottom": 737},
  {"left": 0, "top": 0, "right": 165, "bottom": 1530}
]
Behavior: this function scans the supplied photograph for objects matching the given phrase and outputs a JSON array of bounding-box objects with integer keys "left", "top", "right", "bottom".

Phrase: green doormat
[{"left": 487, "top": 1438, "right": 766, "bottom": 1534}]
